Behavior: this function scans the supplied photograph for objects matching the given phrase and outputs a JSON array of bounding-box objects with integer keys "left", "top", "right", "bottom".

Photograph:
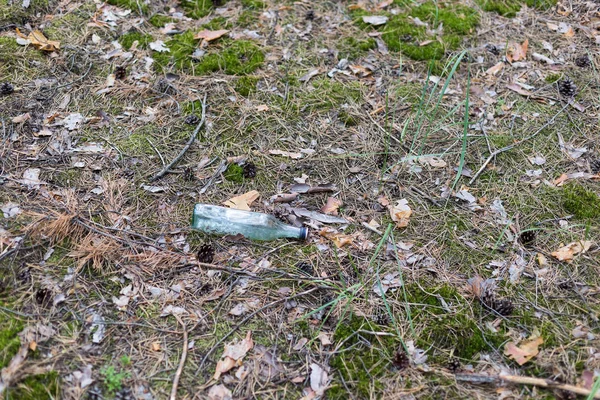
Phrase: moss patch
[
  {"left": 234, "top": 76, "right": 258, "bottom": 96},
  {"left": 6, "top": 371, "right": 60, "bottom": 400},
  {"left": 118, "top": 31, "right": 153, "bottom": 50},
  {"left": 300, "top": 78, "right": 363, "bottom": 111},
  {"left": 148, "top": 14, "right": 175, "bottom": 27},
  {"left": 329, "top": 315, "right": 396, "bottom": 399},
  {"left": 241, "top": 0, "right": 264, "bottom": 9},
  {"left": 0, "top": 37, "right": 44, "bottom": 78},
  {"left": 337, "top": 37, "right": 376, "bottom": 60},
  {"left": 223, "top": 163, "right": 244, "bottom": 183},
  {"left": 180, "top": 0, "right": 220, "bottom": 19},
  {"left": 0, "top": 313, "right": 23, "bottom": 369},
  {"left": 237, "top": 10, "right": 258, "bottom": 27},
  {"left": 476, "top": 0, "right": 557, "bottom": 17},
  {"left": 352, "top": 2, "right": 479, "bottom": 61},
  {"left": 0, "top": 0, "right": 49, "bottom": 25},
  {"left": 201, "top": 16, "right": 230, "bottom": 30},
  {"left": 106, "top": 0, "right": 148, "bottom": 14},
  {"left": 562, "top": 183, "right": 600, "bottom": 220},
  {"left": 153, "top": 33, "right": 264, "bottom": 76}
]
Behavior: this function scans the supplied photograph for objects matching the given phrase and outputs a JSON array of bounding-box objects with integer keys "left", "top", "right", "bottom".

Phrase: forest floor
[{"left": 1, "top": 0, "right": 600, "bottom": 398}]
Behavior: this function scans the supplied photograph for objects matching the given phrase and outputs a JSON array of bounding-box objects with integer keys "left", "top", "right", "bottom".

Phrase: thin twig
[
  {"left": 196, "top": 287, "right": 319, "bottom": 376},
  {"left": 170, "top": 316, "right": 188, "bottom": 400},
  {"left": 455, "top": 373, "right": 600, "bottom": 398},
  {"left": 469, "top": 102, "right": 569, "bottom": 184},
  {"left": 150, "top": 94, "right": 207, "bottom": 181},
  {"left": 146, "top": 137, "right": 165, "bottom": 166}
]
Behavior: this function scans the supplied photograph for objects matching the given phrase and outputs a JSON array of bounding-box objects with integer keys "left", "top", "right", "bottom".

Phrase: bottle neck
[{"left": 279, "top": 224, "right": 308, "bottom": 240}]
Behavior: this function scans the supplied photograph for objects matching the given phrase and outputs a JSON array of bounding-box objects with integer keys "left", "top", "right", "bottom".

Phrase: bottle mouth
[{"left": 299, "top": 227, "right": 309, "bottom": 241}]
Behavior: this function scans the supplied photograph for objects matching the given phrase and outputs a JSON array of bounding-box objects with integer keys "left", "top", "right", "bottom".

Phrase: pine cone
[
  {"left": 185, "top": 115, "right": 200, "bottom": 125},
  {"left": 518, "top": 230, "right": 536, "bottom": 246},
  {"left": 197, "top": 244, "right": 215, "bottom": 264},
  {"left": 305, "top": 9, "right": 315, "bottom": 20},
  {"left": 447, "top": 358, "right": 461, "bottom": 372},
  {"left": 558, "top": 78, "right": 577, "bottom": 98},
  {"left": 183, "top": 166, "right": 195, "bottom": 181},
  {"left": 115, "top": 65, "right": 127, "bottom": 80},
  {"left": 393, "top": 348, "right": 410, "bottom": 370},
  {"left": 488, "top": 298, "right": 514, "bottom": 316},
  {"left": 372, "top": 308, "right": 391, "bottom": 326},
  {"left": 35, "top": 288, "right": 52, "bottom": 306},
  {"left": 0, "top": 82, "right": 14, "bottom": 96},
  {"left": 85, "top": 386, "right": 102, "bottom": 400},
  {"left": 115, "top": 387, "right": 134, "bottom": 400},
  {"left": 590, "top": 158, "right": 600, "bottom": 174},
  {"left": 243, "top": 162, "right": 257, "bottom": 178},
  {"left": 575, "top": 55, "right": 591, "bottom": 68},
  {"left": 485, "top": 44, "right": 500, "bottom": 56}
]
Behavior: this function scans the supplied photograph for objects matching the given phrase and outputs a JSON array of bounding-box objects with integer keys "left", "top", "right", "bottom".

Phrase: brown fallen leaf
[
  {"left": 551, "top": 241, "right": 592, "bottom": 263},
  {"left": 299, "top": 68, "right": 322, "bottom": 83},
  {"left": 12, "top": 113, "right": 31, "bottom": 123},
  {"left": 194, "top": 29, "right": 229, "bottom": 42},
  {"left": 320, "top": 197, "right": 342, "bottom": 215},
  {"left": 507, "top": 39, "right": 528, "bottom": 62},
  {"left": 319, "top": 229, "right": 354, "bottom": 248},
  {"left": 269, "top": 149, "right": 303, "bottom": 159},
  {"left": 485, "top": 62, "right": 504, "bottom": 76},
  {"left": 256, "top": 104, "right": 269, "bottom": 112},
  {"left": 506, "top": 83, "right": 533, "bottom": 97},
  {"left": 23, "top": 29, "right": 60, "bottom": 52},
  {"left": 389, "top": 199, "right": 412, "bottom": 228},
  {"left": 223, "top": 190, "right": 260, "bottom": 211},
  {"left": 213, "top": 331, "right": 254, "bottom": 380},
  {"left": 504, "top": 335, "right": 543, "bottom": 365}
]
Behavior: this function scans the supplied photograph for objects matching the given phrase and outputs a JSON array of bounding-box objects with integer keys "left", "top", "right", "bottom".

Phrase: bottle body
[{"left": 191, "top": 204, "right": 308, "bottom": 241}]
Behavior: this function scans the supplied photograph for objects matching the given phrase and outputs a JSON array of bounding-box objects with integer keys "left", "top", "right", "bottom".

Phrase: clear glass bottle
[{"left": 191, "top": 204, "right": 308, "bottom": 241}]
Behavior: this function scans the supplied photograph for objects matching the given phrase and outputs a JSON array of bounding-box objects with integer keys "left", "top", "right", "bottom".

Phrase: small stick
[
  {"left": 170, "top": 316, "right": 188, "bottom": 400},
  {"left": 469, "top": 102, "right": 569, "bottom": 185},
  {"left": 195, "top": 287, "right": 319, "bottom": 376},
  {"left": 146, "top": 137, "right": 165, "bottom": 166},
  {"left": 150, "top": 94, "right": 207, "bottom": 181},
  {"left": 456, "top": 373, "right": 600, "bottom": 398}
]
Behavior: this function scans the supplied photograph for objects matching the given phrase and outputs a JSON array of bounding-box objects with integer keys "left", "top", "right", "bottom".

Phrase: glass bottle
[{"left": 191, "top": 204, "right": 308, "bottom": 241}]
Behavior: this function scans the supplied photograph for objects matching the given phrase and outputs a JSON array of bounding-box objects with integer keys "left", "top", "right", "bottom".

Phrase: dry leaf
[
  {"left": 317, "top": 332, "right": 332, "bottom": 346},
  {"left": 12, "top": 113, "right": 31, "bottom": 123},
  {"left": 309, "top": 363, "right": 329, "bottom": 396},
  {"left": 506, "top": 83, "right": 533, "bottom": 97},
  {"left": 25, "top": 29, "right": 60, "bottom": 51},
  {"left": 194, "top": 29, "right": 229, "bottom": 42},
  {"left": 319, "top": 229, "right": 353, "bottom": 248},
  {"left": 389, "top": 199, "right": 412, "bottom": 228},
  {"left": 376, "top": 0, "right": 393, "bottom": 9},
  {"left": 362, "top": 15, "right": 388, "bottom": 25},
  {"left": 223, "top": 190, "right": 260, "bottom": 211},
  {"left": 256, "top": 104, "right": 269, "bottom": 112},
  {"left": 269, "top": 149, "right": 303, "bottom": 159},
  {"left": 504, "top": 336, "right": 543, "bottom": 365},
  {"left": 299, "top": 68, "right": 322, "bottom": 83},
  {"left": 485, "top": 62, "right": 504, "bottom": 76},
  {"left": 320, "top": 197, "right": 342, "bottom": 215},
  {"left": 214, "top": 331, "right": 254, "bottom": 380},
  {"left": 551, "top": 241, "right": 592, "bottom": 262},
  {"left": 507, "top": 39, "right": 528, "bottom": 62},
  {"left": 207, "top": 384, "right": 232, "bottom": 400},
  {"left": 152, "top": 342, "right": 161, "bottom": 351}
]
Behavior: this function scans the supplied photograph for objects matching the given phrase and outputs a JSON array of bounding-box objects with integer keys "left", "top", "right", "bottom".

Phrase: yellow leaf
[
  {"left": 151, "top": 342, "right": 161, "bottom": 351},
  {"left": 389, "top": 199, "right": 412, "bottom": 228},
  {"left": 28, "top": 29, "right": 60, "bottom": 52},
  {"left": 319, "top": 229, "right": 353, "bottom": 248},
  {"left": 504, "top": 336, "right": 543, "bottom": 365},
  {"left": 551, "top": 241, "right": 592, "bottom": 263},
  {"left": 320, "top": 197, "right": 342, "bottom": 215},
  {"left": 223, "top": 190, "right": 260, "bottom": 211}
]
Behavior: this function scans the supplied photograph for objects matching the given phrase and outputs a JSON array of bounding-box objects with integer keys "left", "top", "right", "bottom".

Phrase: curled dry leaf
[
  {"left": 551, "top": 240, "right": 592, "bottom": 263},
  {"left": 194, "top": 29, "right": 229, "bottom": 43},
  {"left": 319, "top": 229, "right": 353, "bottom": 248},
  {"left": 485, "top": 62, "right": 504, "bottom": 76},
  {"left": 504, "top": 335, "right": 543, "bottom": 365},
  {"left": 207, "top": 384, "right": 232, "bottom": 400},
  {"left": 389, "top": 199, "right": 412, "bottom": 228},
  {"left": 214, "top": 331, "right": 254, "bottom": 380},
  {"left": 507, "top": 39, "right": 528, "bottom": 62},
  {"left": 223, "top": 190, "right": 260, "bottom": 211},
  {"left": 320, "top": 197, "right": 342, "bottom": 215},
  {"left": 18, "top": 29, "right": 60, "bottom": 51}
]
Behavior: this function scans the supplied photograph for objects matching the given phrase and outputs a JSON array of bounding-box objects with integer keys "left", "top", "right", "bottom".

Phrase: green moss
[
  {"left": 237, "top": 10, "right": 258, "bottom": 27},
  {"left": 148, "top": 14, "right": 175, "bottom": 27},
  {"left": 52, "top": 169, "right": 82, "bottom": 187},
  {"left": 562, "top": 183, "right": 600, "bottom": 220},
  {"left": 330, "top": 316, "right": 396, "bottom": 399},
  {"left": 153, "top": 33, "right": 264, "bottom": 76},
  {"left": 223, "top": 163, "right": 244, "bottom": 183},
  {"left": 234, "top": 76, "right": 258, "bottom": 96},
  {"left": 201, "top": 16, "right": 230, "bottom": 30},
  {"left": 43, "top": 13, "right": 88, "bottom": 42},
  {"left": 0, "top": 0, "right": 48, "bottom": 25},
  {"left": 0, "top": 37, "right": 44, "bottom": 78},
  {"left": 0, "top": 313, "right": 23, "bottom": 369},
  {"left": 116, "top": 126, "right": 157, "bottom": 155},
  {"left": 106, "top": 0, "right": 148, "bottom": 14},
  {"left": 118, "top": 31, "right": 153, "bottom": 50},
  {"left": 301, "top": 78, "right": 363, "bottom": 111},
  {"left": 337, "top": 37, "right": 376, "bottom": 60},
  {"left": 241, "top": 0, "right": 264, "bottom": 9},
  {"left": 476, "top": 0, "right": 557, "bottom": 17},
  {"left": 353, "top": 2, "right": 478, "bottom": 61},
  {"left": 6, "top": 371, "right": 60, "bottom": 400},
  {"left": 180, "top": 0, "right": 217, "bottom": 19},
  {"left": 545, "top": 73, "right": 561, "bottom": 83},
  {"left": 338, "top": 109, "right": 358, "bottom": 126},
  {"left": 100, "top": 364, "right": 131, "bottom": 395}
]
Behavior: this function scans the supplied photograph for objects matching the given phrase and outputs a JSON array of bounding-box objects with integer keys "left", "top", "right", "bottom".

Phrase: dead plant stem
[{"left": 170, "top": 316, "right": 188, "bottom": 400}]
